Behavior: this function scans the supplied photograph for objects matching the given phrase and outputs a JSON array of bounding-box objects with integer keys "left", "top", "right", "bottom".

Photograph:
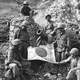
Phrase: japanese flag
[{"left": 27, "top": 44, "right": 56, "bottom": 63}]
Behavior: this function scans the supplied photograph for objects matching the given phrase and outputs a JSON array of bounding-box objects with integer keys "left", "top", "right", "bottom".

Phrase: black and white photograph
[{"left": 0, "top": 0, "right": 80, "bottom": 80}]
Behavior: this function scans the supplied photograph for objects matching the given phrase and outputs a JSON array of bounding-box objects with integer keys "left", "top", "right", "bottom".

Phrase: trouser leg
[
  {"left": 55, "top": 52, "right": 61, "bottom": 62},
  {"left": 66, "top": 70, "right": 77, "bottom": 80},
  {"left": 61, "top": 51, "right": 66, "bottom": 60},
  {"left": 76, "top": 70, "right": 80, "bottom": 80}
]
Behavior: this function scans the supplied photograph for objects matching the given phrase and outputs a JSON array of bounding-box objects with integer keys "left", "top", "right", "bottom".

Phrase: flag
[{"left": 27, "top": 44, "right": 56, "bottom": 63}]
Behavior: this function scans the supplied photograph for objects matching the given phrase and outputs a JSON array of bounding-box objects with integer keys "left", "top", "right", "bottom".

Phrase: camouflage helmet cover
[
  {"left": 70, "top": 48, "right": 79, "bottom": 56},
  {"left": 23, "top": 0, "right": 29, "bottom": 5}
]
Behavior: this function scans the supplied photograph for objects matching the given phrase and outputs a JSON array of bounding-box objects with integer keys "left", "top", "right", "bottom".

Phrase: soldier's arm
[
  {"left": 70, "top": 67, "right": 80, "bottom": 72},
  {"left": 6, "top": 46, "right": 15, "bottom": 65},
  {"left": 60, "top": 56, "right": 72, "bottom": 63},
  {"left": 50, "top": 27, "right": 57, "bottom": 35}
]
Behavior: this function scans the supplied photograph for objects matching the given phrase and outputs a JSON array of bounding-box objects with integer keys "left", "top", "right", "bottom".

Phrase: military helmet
[
  {"left": 23, "top": 1, "right": 29, "bottom": 5},
  {"left": 70, "top": 48, "right": 79, "bottom": 56},
  {"left": 11, "top": 39, "right": 22, "bottom": 46},
  {"left": 57, "top": 24, "right": 65, "bottom": 30},
  {"left": 45, "top": 14, "right": 51, "bottom": 19}
]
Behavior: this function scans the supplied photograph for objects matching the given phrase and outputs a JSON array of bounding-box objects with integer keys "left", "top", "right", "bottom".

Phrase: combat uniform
[
  {"left": 65, "top": 48, "right": 80, "bottom": 80},
  {"left": 5, "top": 39, "right": 29, "bottom": 80},
  {"left": 45, "top": 20, "right": 55, "bottom": 44},
  {"left": 55, "top": 28, "right": 70, "bottom": 62},
  {"left": 46, "top": 21, "right": 54, "bottom": 34}
]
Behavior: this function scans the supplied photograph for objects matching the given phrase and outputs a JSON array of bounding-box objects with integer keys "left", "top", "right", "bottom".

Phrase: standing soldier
[
  {"left": 21, "top": 1, "right": 31, "bottom": 17},
  {"left": 5, "top": 39, "right": 23, "bottom": 80},
  {"left": 54, "top": 25, "right": 70, "bottom": 62},
  {"left": 45, "top": 14, "right": 55, "bottom": 44},
  {"left": 5, "top": 39, "right": 30, "bottom": 80},
  {"left": 45, "top": 14, "right": 54, "bottom": 35}
]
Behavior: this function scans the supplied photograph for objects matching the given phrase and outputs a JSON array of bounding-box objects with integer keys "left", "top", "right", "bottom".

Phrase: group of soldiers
[{"left": 5, "top": 1, "right": 80, "bottom": 80}]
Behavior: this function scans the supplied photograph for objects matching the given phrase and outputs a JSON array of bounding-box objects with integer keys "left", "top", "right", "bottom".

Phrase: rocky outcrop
[{"left": 34, "top": 0, "right": 80, "bottom": 28}]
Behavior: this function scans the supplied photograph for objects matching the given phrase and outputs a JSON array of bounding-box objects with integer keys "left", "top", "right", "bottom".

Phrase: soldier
[
  {"left": 36, "top": 15, "right": 54, "bottom": 46},
  {"left": 21, "top": 1, "right": 31, "bottom": 17},
  {"left": 60, "top": 48, "right": 80, "bottom": 80},
  {"left": 54, "top": 25, "right": 70, "bottom": 62},
  {"left": 5, "top": 39, "right": 22, "bottom": 80},
  {"left": 14, "top": 22, "right": 30, "bottom": 47},
  {"left": 45, "top": 14, "right": 54, "bottom": 34},
  {"left": 45, "top": 14, "right": 55, "bottom": 44},
  {"left": 5, "top": 39, "right": 29, "bottom": 80}
]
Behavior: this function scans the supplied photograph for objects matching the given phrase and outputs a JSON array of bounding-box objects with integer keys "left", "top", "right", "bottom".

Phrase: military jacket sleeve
[{"left": 67, "top": 36, "right": 70, "bottom": 49}]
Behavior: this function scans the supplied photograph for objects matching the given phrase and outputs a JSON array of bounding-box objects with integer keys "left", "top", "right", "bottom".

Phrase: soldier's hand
[
  {"left": 54, "top": 62, "right": 60, "bottom": 64},
  {"left": 5, "top": 66, "right": 10, "bottom": 71}
]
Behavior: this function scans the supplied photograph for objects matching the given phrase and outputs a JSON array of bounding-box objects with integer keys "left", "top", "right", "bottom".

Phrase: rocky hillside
[
  {"left": 0, "top": 0, "right": 15, "bottom": 2},
  {"left": 0, "top": 0, "right": 41, "bottom": 5}
]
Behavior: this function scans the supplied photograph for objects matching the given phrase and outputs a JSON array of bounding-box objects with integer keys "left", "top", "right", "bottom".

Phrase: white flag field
[{"left": 27, "top": 44, "right": 56, "bottom": 63}]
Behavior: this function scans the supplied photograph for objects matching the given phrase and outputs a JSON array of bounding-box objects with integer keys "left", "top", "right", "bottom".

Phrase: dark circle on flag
[{"left": 36, "top": 47, "right": 47, "bottom": 57}]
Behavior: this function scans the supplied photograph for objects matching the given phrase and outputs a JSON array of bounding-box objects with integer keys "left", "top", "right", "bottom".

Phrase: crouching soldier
[
  {"left": 5, "top": 39, "right": 29, "bottom": 80},
  {"left": 60, "top": 48, "right": 80, "bottom": 80}
]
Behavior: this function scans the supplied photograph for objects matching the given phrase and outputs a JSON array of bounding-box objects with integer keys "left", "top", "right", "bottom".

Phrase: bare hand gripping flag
[{"left": 27, "top": 44, "right": 56, "bottom": 63}]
